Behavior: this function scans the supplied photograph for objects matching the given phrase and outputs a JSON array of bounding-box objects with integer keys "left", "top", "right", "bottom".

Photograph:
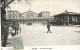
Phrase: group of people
[{"left": 2, "top": 21, "right": 21, "bottom": 47}]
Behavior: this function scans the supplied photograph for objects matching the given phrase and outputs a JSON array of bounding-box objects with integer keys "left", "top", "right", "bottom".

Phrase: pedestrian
[
  {"left": 16, "top": 23, "right": 19, "bottom": 35},
  {"left": 47, "top": 22, "right": 51, "bottom": 33},
  {"left": 12, "top": 21, "right": 18, "bottom": 35},
  {"left": 3, "top": 24, "right": 9, "bottom": 47}
]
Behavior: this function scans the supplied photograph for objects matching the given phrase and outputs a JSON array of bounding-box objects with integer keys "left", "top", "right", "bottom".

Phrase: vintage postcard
[{"left": 1, "top": 0, "right": 80, "bottom": 50}]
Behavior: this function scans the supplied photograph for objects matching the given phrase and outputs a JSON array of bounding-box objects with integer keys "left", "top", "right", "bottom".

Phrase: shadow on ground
[{"left": 74, "top": 31, "right": 80, "bottom": 33}]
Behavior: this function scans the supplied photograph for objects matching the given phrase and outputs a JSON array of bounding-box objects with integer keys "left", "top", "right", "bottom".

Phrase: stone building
[
  {"left": 20, "top": 10, "right": 38, "bottom": 23},
  {"left": 6, "top": 10, "right": 54, "bottom": 25},
  {"left": 6, "top": 10, "right": 21, "bottom": 24},
  {"left": 38, "top": 11, "right": 53, "bottom": 22},
  {"left": 20, "top": 11, "right": 53, "bottom": 24},
  {"left": 54, "top": 10, "right": 80, "bottom": 25},
  {"left": 38, "top": 11, "right": 50, "bottom": 18},
  {"left": 6, "top": 10, "right": 20, "bottom": 19}
]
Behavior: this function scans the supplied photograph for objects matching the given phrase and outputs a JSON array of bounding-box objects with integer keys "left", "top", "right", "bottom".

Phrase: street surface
[{"left": 19, "top": 24, "right": 80, "bottom": 46}]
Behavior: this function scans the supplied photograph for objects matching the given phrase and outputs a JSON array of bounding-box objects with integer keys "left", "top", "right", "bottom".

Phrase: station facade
[{"left": 6, "top": 10, "right": 53, "bottom": 25}]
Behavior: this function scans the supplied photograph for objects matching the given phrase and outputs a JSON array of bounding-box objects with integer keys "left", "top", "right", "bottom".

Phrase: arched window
[{"left": 26, "top": 13, "right": 34, "bottom": 18}]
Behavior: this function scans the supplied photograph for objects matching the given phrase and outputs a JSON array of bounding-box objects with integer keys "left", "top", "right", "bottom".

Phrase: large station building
[{"left": 6, "top": 10, "right": 53, "bottom": 25}]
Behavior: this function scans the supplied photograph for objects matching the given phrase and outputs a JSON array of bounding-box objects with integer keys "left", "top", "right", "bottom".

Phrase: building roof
[
  {"left": 7, "top": 10, "right": 20, "bottom": 13},
  {"left": 22, "top": 11, "right": 37, "bottom": 14},
  {"left": 39, "top": 11, "right": 50, "bottom": 13},
  {"left": 55, "top": 10, "right": 80, "bottom": 16}
]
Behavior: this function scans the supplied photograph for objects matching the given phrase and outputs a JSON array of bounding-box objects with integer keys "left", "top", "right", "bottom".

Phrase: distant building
[
  {"left": 22, "top": 11, "right": 38, "bottom": 18},
  {"left": 20, "top": 10, "right": 38, "bottom": 23},
  {"left": 38, "top": 11, "right": 53, "bottom": 22},
  {"left": 5, "top": 10, "right": 80, "bottom": 25},
  {"left": 20, "top": 10, "right": 53, "bottom": 24},
  {"left": 54, "top": 10, "right": 80, "bottom": 25},
  {"left": 6, "top": 10, "right": 54, "bottom": 25},
  {"left": 38, "top": 11, "right": 50, "bottom": 18},
  {"left": 6, "top": 10, "right": 20, "bottom": 19},
  {"left": 6, "top": 10, "right": 21, "bottom": 23}
]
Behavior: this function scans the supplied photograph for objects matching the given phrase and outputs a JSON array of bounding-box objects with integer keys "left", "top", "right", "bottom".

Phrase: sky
[{"left": 7, "top": 0, "right": 80, "bottom": 16}]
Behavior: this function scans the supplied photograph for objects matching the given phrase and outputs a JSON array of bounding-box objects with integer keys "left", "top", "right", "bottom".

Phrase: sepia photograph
[{"left": 1, "top": 0, "right": 80, "bottom": 50}]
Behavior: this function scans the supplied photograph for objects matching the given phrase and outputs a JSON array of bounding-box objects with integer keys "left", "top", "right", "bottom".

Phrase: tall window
[
  {"left": 8, "top": 14, "right": 11, "bottom": 18},
  {"left": 12, "top": 14, "right": 14, "bottom": 18}
]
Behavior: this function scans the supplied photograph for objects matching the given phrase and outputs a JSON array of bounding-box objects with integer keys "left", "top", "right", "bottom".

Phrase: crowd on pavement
[{"left": 2, "top": 21, "right": 21, "bottom": 47}]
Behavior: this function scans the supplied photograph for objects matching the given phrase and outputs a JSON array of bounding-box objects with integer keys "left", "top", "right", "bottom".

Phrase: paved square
[{"left": 20, "top": 24, "right": 80, "bottom": 46}]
